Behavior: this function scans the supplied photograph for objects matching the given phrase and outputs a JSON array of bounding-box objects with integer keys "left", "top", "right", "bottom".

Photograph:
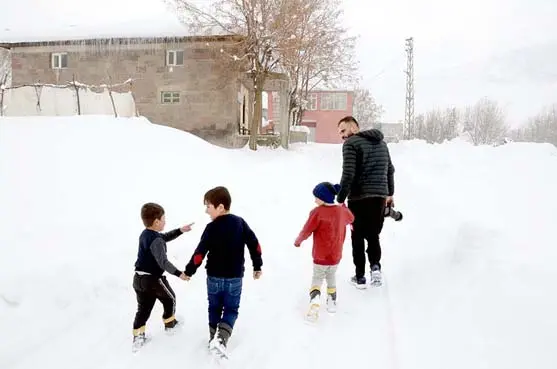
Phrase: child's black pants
[{"left": 132, "top": 273, "right": 176, "bottom": 330}]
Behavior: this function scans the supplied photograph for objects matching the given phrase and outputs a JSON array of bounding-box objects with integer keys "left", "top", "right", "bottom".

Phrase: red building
[{"left": 266, "top": 90, "right": 354, "bottom": 143}]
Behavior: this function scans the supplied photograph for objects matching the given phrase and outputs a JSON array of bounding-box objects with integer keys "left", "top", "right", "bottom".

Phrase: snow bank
[
  {"left": 290, "top": 124, "right": 310, "bottom": 134},
  {"left": 1, "top": 115, "right": 557, "bottom": 369},
  {"left": 2, "top": 85, "right": 136, "bottom": 117}
]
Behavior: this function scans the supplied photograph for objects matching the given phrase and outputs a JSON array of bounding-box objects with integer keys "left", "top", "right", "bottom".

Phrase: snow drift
[{"left": 1, "top": 115, "right": 557, "bottom": 369}]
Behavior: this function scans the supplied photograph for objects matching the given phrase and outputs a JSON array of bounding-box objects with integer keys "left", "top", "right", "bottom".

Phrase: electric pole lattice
[{"left": 404, "top": 37, "right": 414, "bottom": 140}]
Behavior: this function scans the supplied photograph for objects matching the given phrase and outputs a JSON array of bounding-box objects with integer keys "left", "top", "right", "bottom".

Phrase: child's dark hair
[
  {"left": 204, "top": 186, "right": 232, "bottom": 210},
  {"left": 141, "top": 202, "right": 165, "bottom": 227}
]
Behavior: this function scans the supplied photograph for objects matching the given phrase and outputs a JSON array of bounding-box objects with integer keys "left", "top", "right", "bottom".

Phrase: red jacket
[{"left": 295, "top": 205, "right": 355, "bottom": 265}]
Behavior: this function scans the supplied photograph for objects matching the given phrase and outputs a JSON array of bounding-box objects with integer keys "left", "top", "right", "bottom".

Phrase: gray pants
[{"left": 310, "top": 263, "right": 338, "bottom": 296}]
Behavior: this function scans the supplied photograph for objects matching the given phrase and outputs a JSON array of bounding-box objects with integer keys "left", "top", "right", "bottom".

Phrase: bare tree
[
  {"left": 352, "top": 87, "right": 383, "bottom": 130},
  {"left": 413, "top": 107, "right": 459, "bottom": 143},
  {"left": 515, "top": 104, "right": 557, "bottom": 145},
  {"left": 280, "top": 0, "right": 358, "bottom": 126},
  {"left": 424, "top": 109, "right": 445, "bottom": 143},
  {"left": 0, "top": 47, "right": 11, "bottom": 116},
  {"left": 0, "top": 48, "right": 9, "bottom": 84},
  {"left": 414, "top": 113, "right": 425, "bottom": 139},
  {"left": 443, "top": 107, "right": 460, "bottom": 141},
  {"left": 462, "top": 97, "right": 508, "bottom": 145},
  {"left": 173, "top": 0, "right": 302, "bottom": 150}
]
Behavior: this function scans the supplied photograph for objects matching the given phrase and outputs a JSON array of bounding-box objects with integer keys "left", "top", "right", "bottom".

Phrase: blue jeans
[{"left": 206, "top": 276, "right": 243, "bottom": 329}]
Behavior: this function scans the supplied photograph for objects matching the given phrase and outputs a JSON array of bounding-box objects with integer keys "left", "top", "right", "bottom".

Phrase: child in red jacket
[{"left": 295, "top": 182, "right": 354, "bottom": 320}]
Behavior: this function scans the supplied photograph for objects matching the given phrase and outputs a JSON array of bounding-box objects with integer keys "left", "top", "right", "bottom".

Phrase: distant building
[{"left": 266, "top": 90, "right": 354, "bottom": 144}]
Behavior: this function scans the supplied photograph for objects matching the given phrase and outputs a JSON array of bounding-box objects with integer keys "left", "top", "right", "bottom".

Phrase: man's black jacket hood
[{"left": 356, "top": 129, "right": 384, "bottom": 142}]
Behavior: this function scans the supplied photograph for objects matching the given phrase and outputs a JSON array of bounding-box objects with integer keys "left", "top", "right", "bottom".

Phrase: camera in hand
[{"left": 384, "top": 206, "right": 403, "bottom": 221}]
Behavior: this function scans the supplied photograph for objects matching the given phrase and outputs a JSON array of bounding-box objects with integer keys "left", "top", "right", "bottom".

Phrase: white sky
[
  {"left": 341, "top": 0, "right": 557, "bottom": 126},
  {"left": 2, "top": 0, "right": 556, "bottom": 126}
]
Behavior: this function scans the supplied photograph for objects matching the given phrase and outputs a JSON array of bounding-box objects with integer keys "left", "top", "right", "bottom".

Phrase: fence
[{"left": 0, "top": 76, "right": 137, "bottom": 118}]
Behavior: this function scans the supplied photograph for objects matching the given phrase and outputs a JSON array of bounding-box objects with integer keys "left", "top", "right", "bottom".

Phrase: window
[
  {"left": 320, "top": 92, "right": 347, "bottom": 110},
  {"left": 161, "top": 91, "right": 180, "bottom": 104},
  {"left": 308, "top": 93, "right": 317, "bottom": 110},
  {"left": 51, "top": 53, "right": 68, "bottom": 69},
  {"left": 166, "top": 50, "right": 184, "bottom": 66}
]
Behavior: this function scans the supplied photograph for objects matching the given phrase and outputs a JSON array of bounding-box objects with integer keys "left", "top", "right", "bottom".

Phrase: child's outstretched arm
[
  {"left": 184, "top": 225, "right": 212, "bottom": 277},
  {"left": 150, "top": 238, "right": 183, "bottom": 278},
  {"left": 294, "top": 209, "right": 319, "bottom": 246},
  {"left": 243, "top": 219, "right": 263, "bottom": 273},
  {"left": 160, "top": 228, "right": 183, "bottom": 242}
]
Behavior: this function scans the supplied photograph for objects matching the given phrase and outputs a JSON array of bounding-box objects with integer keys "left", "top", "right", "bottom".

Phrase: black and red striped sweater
[{"left": 184, "top": 214, "right": 263, "bottom": 278}]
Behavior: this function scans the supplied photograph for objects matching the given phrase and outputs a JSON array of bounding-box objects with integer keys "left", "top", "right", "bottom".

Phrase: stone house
[{"left": 0, "top": 33, "right": 250, "bottom": 147}]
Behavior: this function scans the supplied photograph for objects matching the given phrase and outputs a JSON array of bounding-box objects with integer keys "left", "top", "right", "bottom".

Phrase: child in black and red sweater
[
  {"left": 184, "top": 186, "right": 263, "bottom": 357},
  {"left": 295, "top": 182, "right": 354, "bottom": 318}
]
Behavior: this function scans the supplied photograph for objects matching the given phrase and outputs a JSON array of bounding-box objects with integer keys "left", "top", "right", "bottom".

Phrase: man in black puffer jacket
[{"left": 336, "top": 116, "right": 395, "bottom": 289}]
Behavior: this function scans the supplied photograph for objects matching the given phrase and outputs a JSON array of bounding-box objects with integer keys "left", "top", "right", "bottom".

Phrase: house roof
[{"left": 0, "top": 0, "right": 232, "bottom": 45}]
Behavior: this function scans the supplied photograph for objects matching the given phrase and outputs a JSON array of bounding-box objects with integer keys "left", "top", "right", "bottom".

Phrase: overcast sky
[
  {"left": 2, "top": 0, "right": 556, "bottom": 126},
  {"left": 341, "top": 0, "right": 557, "bottom": 126}
]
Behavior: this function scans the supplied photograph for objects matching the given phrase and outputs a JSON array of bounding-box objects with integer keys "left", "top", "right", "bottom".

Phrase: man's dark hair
[
  {"left": 204, "top": 186, "right": 232, "bottom": 210},
  {"left": 141, "top": 202, "right": 165, "bottom": 227},
  {"left": 338, "top": 116, "right": 359, "bottom": 127}
]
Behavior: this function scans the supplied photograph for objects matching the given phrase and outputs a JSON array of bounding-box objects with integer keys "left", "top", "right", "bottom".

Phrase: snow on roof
[{"left": 0, "top": 0, "right": 229, "bottom": 44}]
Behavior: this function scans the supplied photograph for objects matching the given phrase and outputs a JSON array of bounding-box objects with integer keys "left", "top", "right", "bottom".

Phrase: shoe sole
[{"left": 349, "top": 279, "right": 367, "bottom": 289}]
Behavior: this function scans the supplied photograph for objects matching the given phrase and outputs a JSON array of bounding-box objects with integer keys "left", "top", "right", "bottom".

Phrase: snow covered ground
[{"left": 1, "top": 115, "right": 556, "bottom": 369}]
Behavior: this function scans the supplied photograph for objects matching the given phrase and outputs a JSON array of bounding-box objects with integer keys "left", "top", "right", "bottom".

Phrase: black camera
[{"left": 384, "top": 206, "right": 403, "bottom": 221}]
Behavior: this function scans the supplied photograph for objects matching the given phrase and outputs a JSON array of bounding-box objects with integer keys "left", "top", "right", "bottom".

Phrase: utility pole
[{"left": 404, "top": 37, "right": 414, "bottom": 140}]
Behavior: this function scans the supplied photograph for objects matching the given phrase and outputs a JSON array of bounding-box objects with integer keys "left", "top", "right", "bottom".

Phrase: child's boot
[
  {"left": 208, "top": 326, "right": 216, "bottom": 348},
  {"left": 210, "top": 322, "right": 232, "bottom": 358},
  {"left": 326, "top": 288, "right": 337, "bottom": 313},
  {"left": 164, "top": 315, "right": 181, "bottom": 334}
]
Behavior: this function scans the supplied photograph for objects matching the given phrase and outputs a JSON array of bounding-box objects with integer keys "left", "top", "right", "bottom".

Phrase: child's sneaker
[
  {"left": 305, "top": 294, "right": 321, "bottom": 322},
  {"left": 132, "top": 333, "right": 147, "bottom": 352},
  {"left": 370, "top": 266, "right": 382, "bottom": 287},
  {"left": 350, "top": 275, "right": 367, "bottom": 289},
  {"left": 326, "top": 293, "right": 337, "bottom": 313}
]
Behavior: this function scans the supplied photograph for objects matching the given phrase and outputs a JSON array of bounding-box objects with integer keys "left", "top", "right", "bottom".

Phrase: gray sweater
[{"left": 336, "top": 129, "right": 395, "bottom": 203}]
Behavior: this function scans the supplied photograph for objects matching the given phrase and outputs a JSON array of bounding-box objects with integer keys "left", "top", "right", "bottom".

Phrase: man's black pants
[
  {"left": 348, "top": 196, "right": 386, "bottom": 278},
  {"left": 132, "top": 273, "right": 176, "bottom": 331}
]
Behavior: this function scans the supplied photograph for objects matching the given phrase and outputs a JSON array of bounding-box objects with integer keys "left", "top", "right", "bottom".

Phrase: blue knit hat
[{"left": 313, "top": 182, "right": 341, "bottom": 204}]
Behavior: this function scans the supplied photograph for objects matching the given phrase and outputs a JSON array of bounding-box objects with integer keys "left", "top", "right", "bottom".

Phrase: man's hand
[
  {"left": 253, "top": 271, "right": 262, "bottom": 280},
  {"left": 385, "top": 196, "right": 394, "bottom": 207},
  {"left": 179, "top": 272, "right": 190, "bottom": 281},
  {"left": 180, "top": 222, "right": 194, "bottom": 233}
]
